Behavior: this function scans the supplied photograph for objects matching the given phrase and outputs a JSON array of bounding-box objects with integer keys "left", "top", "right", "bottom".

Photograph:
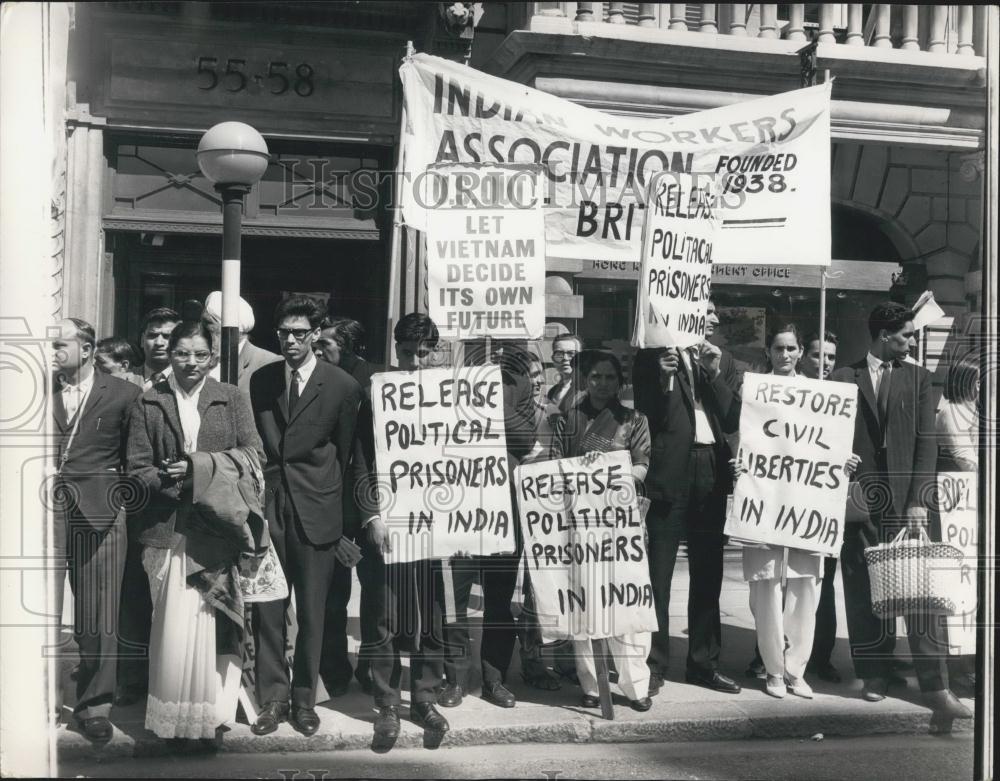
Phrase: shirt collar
[
  {"left": 168, "top": 372, "right": 207, "bottom": 401},
  {"left": 62, "top": 369, "right": 95, "bottom": 394},
  {"left": 286, "top": 353, "right": 317, "bottom": 383},
  {"left": 144, "top": 365, "right": 173, "bottom": 382},
  {"left": 866, "top": 352, "right": 886, "bottom": 372}
]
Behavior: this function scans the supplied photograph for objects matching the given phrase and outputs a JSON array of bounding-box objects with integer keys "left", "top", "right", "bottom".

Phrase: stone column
[{"left": 63, "top": 114, "right": 109, "bottom": 332}]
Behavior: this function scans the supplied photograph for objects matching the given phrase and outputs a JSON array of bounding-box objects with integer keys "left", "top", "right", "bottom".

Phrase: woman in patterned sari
[{"left": 561, "top": 350, "right": 653, "bottom": 711}]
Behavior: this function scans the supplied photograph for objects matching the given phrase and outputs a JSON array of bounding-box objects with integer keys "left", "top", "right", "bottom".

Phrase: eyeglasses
[
  {"left": 171, "top": 350, "right": 212, "bottom": 363},
  {"left": 552, "top": 350, "right": 578, "bottom": 360},
  {"left": 277, "top": 328, "right": 314, "bottom": 342}
]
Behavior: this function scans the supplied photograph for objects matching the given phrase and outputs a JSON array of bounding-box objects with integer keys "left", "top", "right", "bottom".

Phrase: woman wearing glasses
[{"left": 127, "top": 320, "right": 265, "bottom": 748}]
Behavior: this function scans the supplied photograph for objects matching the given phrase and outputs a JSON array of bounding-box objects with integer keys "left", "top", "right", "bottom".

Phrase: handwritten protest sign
[
  {"left": 937, "top": 472, "right": 978, "bottom": 655},
  {"left": 514, "top": 451, "right": 657, "bottom": 641},
  {"left": 725, "top": 373, "right": 858, "bottom": 556},
  {"left": 372, "top": 366, "right": 515, "bottom": 563},
  {"left": 400, "top": 52, "right": 831, "bottom": 266},
  {"left": 633, "top": 171, "right": 721, "bottom": 349},
  {"left": 424, "top": 163, "right": 546, "bottom": 340}
]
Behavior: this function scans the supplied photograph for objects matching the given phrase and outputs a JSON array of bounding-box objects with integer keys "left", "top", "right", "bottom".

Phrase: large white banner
[
  {"left": 371, "top": 366, "right": 515, "bottom": 562},
  {"left": 400, "top": 53, "right": 831, "bottom": 266},
  {"left": 514, "top": 451, "right": 657, "bottom": 641},
  {"left": 425, "top": 163, "right": 546, "bottom": 340},
  {"left": 725, "top": 373, "right": 858, "bottom": 556},
  {"left": 633, "top": 171, "right": 721, "bottom": 349},
  {"left": 937, "top": 472, "right": 978, "bottom": 655}
]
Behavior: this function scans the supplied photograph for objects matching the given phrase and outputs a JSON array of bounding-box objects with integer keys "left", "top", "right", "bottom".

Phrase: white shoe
[
  {"left": 785, "top": 676, "right": 814, "bottom": 699},
  {"left": 765, "top": 674, "right": 785, "bottom": 698}
]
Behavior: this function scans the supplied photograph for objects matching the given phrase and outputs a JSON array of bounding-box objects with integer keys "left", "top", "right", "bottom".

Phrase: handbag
[
  {"left": 864, "top": 528, "right": 963, "bottom": 619},
  {"left": 239, "top": 544, "right": 288, "bottom": 603}
]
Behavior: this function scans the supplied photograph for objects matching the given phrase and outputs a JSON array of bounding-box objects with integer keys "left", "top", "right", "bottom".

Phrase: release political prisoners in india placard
[
  {"left": 399, "top": 52, "right": 831, "bottom": 266},
  {"left": 937, "top": 472, "right": 978, "bottom": 655},
  {"left": 515, "top": 451, "right": 658, "bottom": 641},
  {"left": 725, "top": 373, "right": 858, "bottom": 556},
  {"left": 633, "top": 171, "right": 721, "bottom": 349},
  {"left": 423, "top": 163, "right": 546, "bottom": 340},
  {"left": 372, "top": 365, "right": 515, "bottom": 563}
]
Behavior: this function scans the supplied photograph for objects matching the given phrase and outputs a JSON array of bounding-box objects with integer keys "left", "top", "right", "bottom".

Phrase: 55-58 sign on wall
[{"left": 195, "top": 56, "right": 316, "bottom": 97}]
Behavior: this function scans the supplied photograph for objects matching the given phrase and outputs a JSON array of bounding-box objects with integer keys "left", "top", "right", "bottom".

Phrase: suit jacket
[
  {"left": 830, "top": 357, "right": 936, "bottom": 519},
  {"left": 239, "top": 341, "right": 282, "bottom": 394},
  {"left": 53, "top": 372, "right": 141, "bottom": 530},
  {"left": 126, "top": 377, "right": 264, "bottom": 548},
  {"left": 634, "top": 347, "right": 740, "bottom": 506},
  {"left": 250, "top": 359, "right": 362, "bottom": 545}
]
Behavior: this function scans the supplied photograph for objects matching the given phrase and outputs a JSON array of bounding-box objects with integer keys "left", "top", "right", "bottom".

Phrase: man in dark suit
[
  {"left": 830, "top": 302, "right": 970, "bottom": 718},
  {"left": 249, "top": 295, "right": 362, "bottom": 736},
  {"left": 546, "top": 333, "right": 581, "bottom": 414},
  {"left": 116, "top": 307, "right": 180, "bottom": 705},
  {"left": 51, "top": 318, "right": 141, "bottom": 741},
  {"left": 634, "top": 299, "right": 742, "bottom": 696},
  {"left": 354, "top": 313, "right": 451, "bottom": 745}
]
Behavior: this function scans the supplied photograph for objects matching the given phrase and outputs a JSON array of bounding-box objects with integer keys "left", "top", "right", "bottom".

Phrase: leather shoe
[
  {"left": 437, "top": 682, "right": 464, "bottom": 708},
  {"left": 630, "top": 697, "right": 652, "bottom": 712},
  {"left": 581, "top": 694, "right": 600, "bottom": 708},
  {"left": 290, "top": 706, "right": 321, "bottom": 736},
  {"left": 745, "top": 657, "right": 766, "bottom": 680},
  {"left": 411, "top": 702, "right": 449, "bottom": 732},
  {"left": 251, "top": 701, "right": 289, "bottom": 736},
  {"left": 648, "top": 671, "right": 664, "bottom": 697},
  {"left": 481, "top": 680, "right": 516, "bottom": 708},
  {"left": 806, "top": 661, "right": 842, "bottom": 683},
  {"left": 924, "top": 689, "right": 973, "bottom": 719},
  {"left": 373, "top": 705, "right": 401, "bottom": 740},
  {"left": 685, "top": 669, "right": 741, "bottom": 694},
  {"left": 862, "top": 677, "right": 888, "bottom": 702},
  {"left": 79, "top": 716, "right": 113, "bottom": 742}
]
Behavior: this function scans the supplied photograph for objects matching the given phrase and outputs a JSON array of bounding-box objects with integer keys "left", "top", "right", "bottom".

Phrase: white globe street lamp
[{"left": 197, "top": 121, "right": 269, "bottom": 384}]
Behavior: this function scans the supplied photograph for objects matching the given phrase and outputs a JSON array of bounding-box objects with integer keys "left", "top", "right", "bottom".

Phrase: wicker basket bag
[{"left": 864, "top": 528, "right": 964, "bottom": 619}]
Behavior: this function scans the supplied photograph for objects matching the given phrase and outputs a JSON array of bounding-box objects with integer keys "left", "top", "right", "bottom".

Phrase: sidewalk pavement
[{"left": 57, "top": 552, "right": 974, "bottom": 760}]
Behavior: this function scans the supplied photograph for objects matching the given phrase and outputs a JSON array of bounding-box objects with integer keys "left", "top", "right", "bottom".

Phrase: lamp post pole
[
  {"left": 218, "top": 184, "right": 250, "bottom": 384},
  {"left": 197, "top": 121, "right": 268, "bottom": 386}
]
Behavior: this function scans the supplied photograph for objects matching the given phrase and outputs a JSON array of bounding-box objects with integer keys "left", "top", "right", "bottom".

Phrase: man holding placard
[
  {"left": 830, "top": 302, "right": 970, "bottom": 718},
  {"left": 633, "top": 171, "right": 742, "bottom": 696}
]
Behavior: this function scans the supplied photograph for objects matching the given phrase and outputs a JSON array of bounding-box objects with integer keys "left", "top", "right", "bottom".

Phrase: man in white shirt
[
  {"left": 546, "top": 333, "right": 582, "bottom": 413},
  {"left": 51, "top": 318, "right": 140, "bottom": 741}
]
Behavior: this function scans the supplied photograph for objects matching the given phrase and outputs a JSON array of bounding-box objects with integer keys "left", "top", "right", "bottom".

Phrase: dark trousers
[
  {"left": 368, "top": 558, "right": 444, "bottom": 707},
  {"left": 841, "top": 523, "right": 948, "bottom": 693},
  {"left": 253, "top": 484, "right": 341, "bottom": 709},
  {"left": 440, "top": 555, "right": 519, "bottom": 688},
  {"left": 810, "top": 555, "right": 839, "bottom": 666},
  {"left": 116, "top": 525, "right": 152, "bottom": 696},
  {"left": 318, "top": 557, "right": 354, "bottom": 692},
  {"left": 55, "top": 511, "right": 126, "bottom": 719},
  {"left": 646, "top": 446, "right": 727, "bottom": 675}
]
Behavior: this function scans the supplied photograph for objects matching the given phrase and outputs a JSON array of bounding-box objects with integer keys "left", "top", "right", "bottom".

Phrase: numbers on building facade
[{"left": 196, "top": 57, "right": 315, "bottom": 96}]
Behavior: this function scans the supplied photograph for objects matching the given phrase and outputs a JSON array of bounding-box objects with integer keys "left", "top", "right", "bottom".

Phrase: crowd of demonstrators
[{"left": 49, "top": 296, "right": 978, "bottom": 749}]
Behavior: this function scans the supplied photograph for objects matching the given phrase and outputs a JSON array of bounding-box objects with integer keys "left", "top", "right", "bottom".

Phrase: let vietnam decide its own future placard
[{"left": 725, "top": 373, "right": 858, "bottom": 556}]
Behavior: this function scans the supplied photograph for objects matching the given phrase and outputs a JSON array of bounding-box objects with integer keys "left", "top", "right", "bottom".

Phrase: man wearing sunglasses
[{"left": 248, "top": 295, "right": 362, "bottom": 738}]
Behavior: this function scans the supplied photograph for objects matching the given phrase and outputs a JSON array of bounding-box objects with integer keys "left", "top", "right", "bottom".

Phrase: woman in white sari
[{"left": 128, "top": 320, "right": 265, "bottom": 745}]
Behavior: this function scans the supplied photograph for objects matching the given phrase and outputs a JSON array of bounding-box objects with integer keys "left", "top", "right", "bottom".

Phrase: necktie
[
  {"left": 145, "top": 371, "right": 163, "bottom": 392},
  {"left": 53, "top": 383, "right": 69, "bottom": 428},
  {"left": 686, "top": 347, "right": 700, "bottom": 401},
  {"left": 876, "top": 361, "right": 892, "bottom": 431},
  {"left": 288, "top": 370, "right": 300, "bottom": 416}
]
